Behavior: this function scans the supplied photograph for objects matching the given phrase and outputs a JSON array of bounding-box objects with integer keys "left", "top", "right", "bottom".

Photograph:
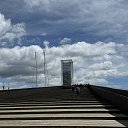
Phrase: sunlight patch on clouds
[
  {"left": 0, "top": 41, "right": 128, "bottom": 89},
  {"left": 43, "top": 40, "right": 50, "bottom": 48},
  {"left": 59, "top": 37, "right": 72, "bottom": 45}
]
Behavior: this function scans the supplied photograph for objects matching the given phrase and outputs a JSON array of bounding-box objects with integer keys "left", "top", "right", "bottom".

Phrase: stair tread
[
  {"left": 0, "top": 113, "right": 127, "bottom": 118},
  {"left": 0, "top": 108, "right": 120, "bottom": 113},
  {"left": 0, "top": 120, "right": 127, "bottom": 127}
]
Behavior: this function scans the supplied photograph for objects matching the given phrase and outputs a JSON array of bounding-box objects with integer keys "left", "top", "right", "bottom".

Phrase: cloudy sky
[{"left": 0, "top": 0, "right": 128, "bottom": 90}]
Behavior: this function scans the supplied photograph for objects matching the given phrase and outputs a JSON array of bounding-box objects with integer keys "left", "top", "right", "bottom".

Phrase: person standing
[{"left": 74, "top": 85, "right": 80, "bottom": 97}]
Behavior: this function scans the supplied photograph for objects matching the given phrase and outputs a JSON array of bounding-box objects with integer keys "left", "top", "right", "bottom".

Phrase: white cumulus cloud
[
  {"left": 0, "top": 13, "right": 26, "bottom": 43},
  {"left": 0, "top": 41, "right": 128, "bottom": 89},
  {"left": 60, "top": 37, "right": 72, "bottom": 45}
]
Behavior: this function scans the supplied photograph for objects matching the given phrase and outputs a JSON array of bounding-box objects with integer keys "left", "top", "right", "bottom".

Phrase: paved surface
[{"left": 0, "top": 87, "right": 127, "bottom": 127}]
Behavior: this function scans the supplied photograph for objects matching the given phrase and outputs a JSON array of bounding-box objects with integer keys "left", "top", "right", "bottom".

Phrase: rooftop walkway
[{"left": 0, "top": 86, "right": 127, "bottom": 127}]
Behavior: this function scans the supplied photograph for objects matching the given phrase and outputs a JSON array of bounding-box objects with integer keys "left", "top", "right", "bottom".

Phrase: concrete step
[
  {"left": 0, "top": 87, "right": 127, "bottom": 127},
  {"left": 0, "top": 113, "right": 127, "bottom": 120},
  {"left": 0, "top": 103, "right": 110, "bottom": 106},
  {"left": 0, "top": 100, "right": 105, "bottom": 105},
  {"left": 0, "top": 99, "right": 112, "bottom": 105},
  {"left": 0, "top": 120, "right": 127, "bottom": 127},
  {"left": 0, "top": 108, "right": 121, "bottom": 114},
  {"left": 0, "top": 105, "right": 114, "bottom": 110}
]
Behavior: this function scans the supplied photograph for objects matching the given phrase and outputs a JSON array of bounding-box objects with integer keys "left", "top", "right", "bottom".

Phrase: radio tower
[
  {"left": 35, "top": 52, "right": 38, "bottom": 87},
  {"left": 43, "top": 49, "right": 49, "bottom": 87},
  {"left": 43, "top": 49, "right": 46, "bottom": 87}
]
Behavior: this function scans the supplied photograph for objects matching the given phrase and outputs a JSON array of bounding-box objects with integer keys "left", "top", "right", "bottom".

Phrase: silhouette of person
[
  {"left": 74, "top": 85, "right": 80, "bottom": 97},
  {"left": 3, "top": 85, "right": 4, "bottom": 90}
]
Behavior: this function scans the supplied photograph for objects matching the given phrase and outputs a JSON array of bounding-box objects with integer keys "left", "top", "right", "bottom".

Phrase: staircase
[{"left": 0, "top": 87, "right": 127, "bottom": 127}]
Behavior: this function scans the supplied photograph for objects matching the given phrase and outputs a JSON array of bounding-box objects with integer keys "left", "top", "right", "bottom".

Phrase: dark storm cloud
[
  {"left": 23, "top": 0, "right": 128, "bottom": 42},
  {"left": 1, "top": 0, "right": 128, "bottom": 42}
]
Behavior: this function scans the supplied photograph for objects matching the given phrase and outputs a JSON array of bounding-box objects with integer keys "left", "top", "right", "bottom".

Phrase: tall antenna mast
[
  {"left": 43, "top": 49, "right": 46, "bottom": 87},
  {"left": 35, "top": 52, "right": 38, "bottom": 87}
]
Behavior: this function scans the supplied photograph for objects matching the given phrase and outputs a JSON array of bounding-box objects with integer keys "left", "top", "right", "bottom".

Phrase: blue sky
[{"left": 0, "top": 0, "right": 128, "bottom": 90}]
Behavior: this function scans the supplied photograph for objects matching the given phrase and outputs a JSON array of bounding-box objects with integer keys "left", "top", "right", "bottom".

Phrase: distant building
[{"left": 61, "top": 59, "right": 73, "bottom": 88}]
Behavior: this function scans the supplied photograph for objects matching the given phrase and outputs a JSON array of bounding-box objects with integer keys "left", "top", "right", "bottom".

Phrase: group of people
[
  {"left": 71, "top": 83, "right": 91, "bottom": 97},
  {"left": 71, "top": 84, "right": 80, "bottom": 97}
]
